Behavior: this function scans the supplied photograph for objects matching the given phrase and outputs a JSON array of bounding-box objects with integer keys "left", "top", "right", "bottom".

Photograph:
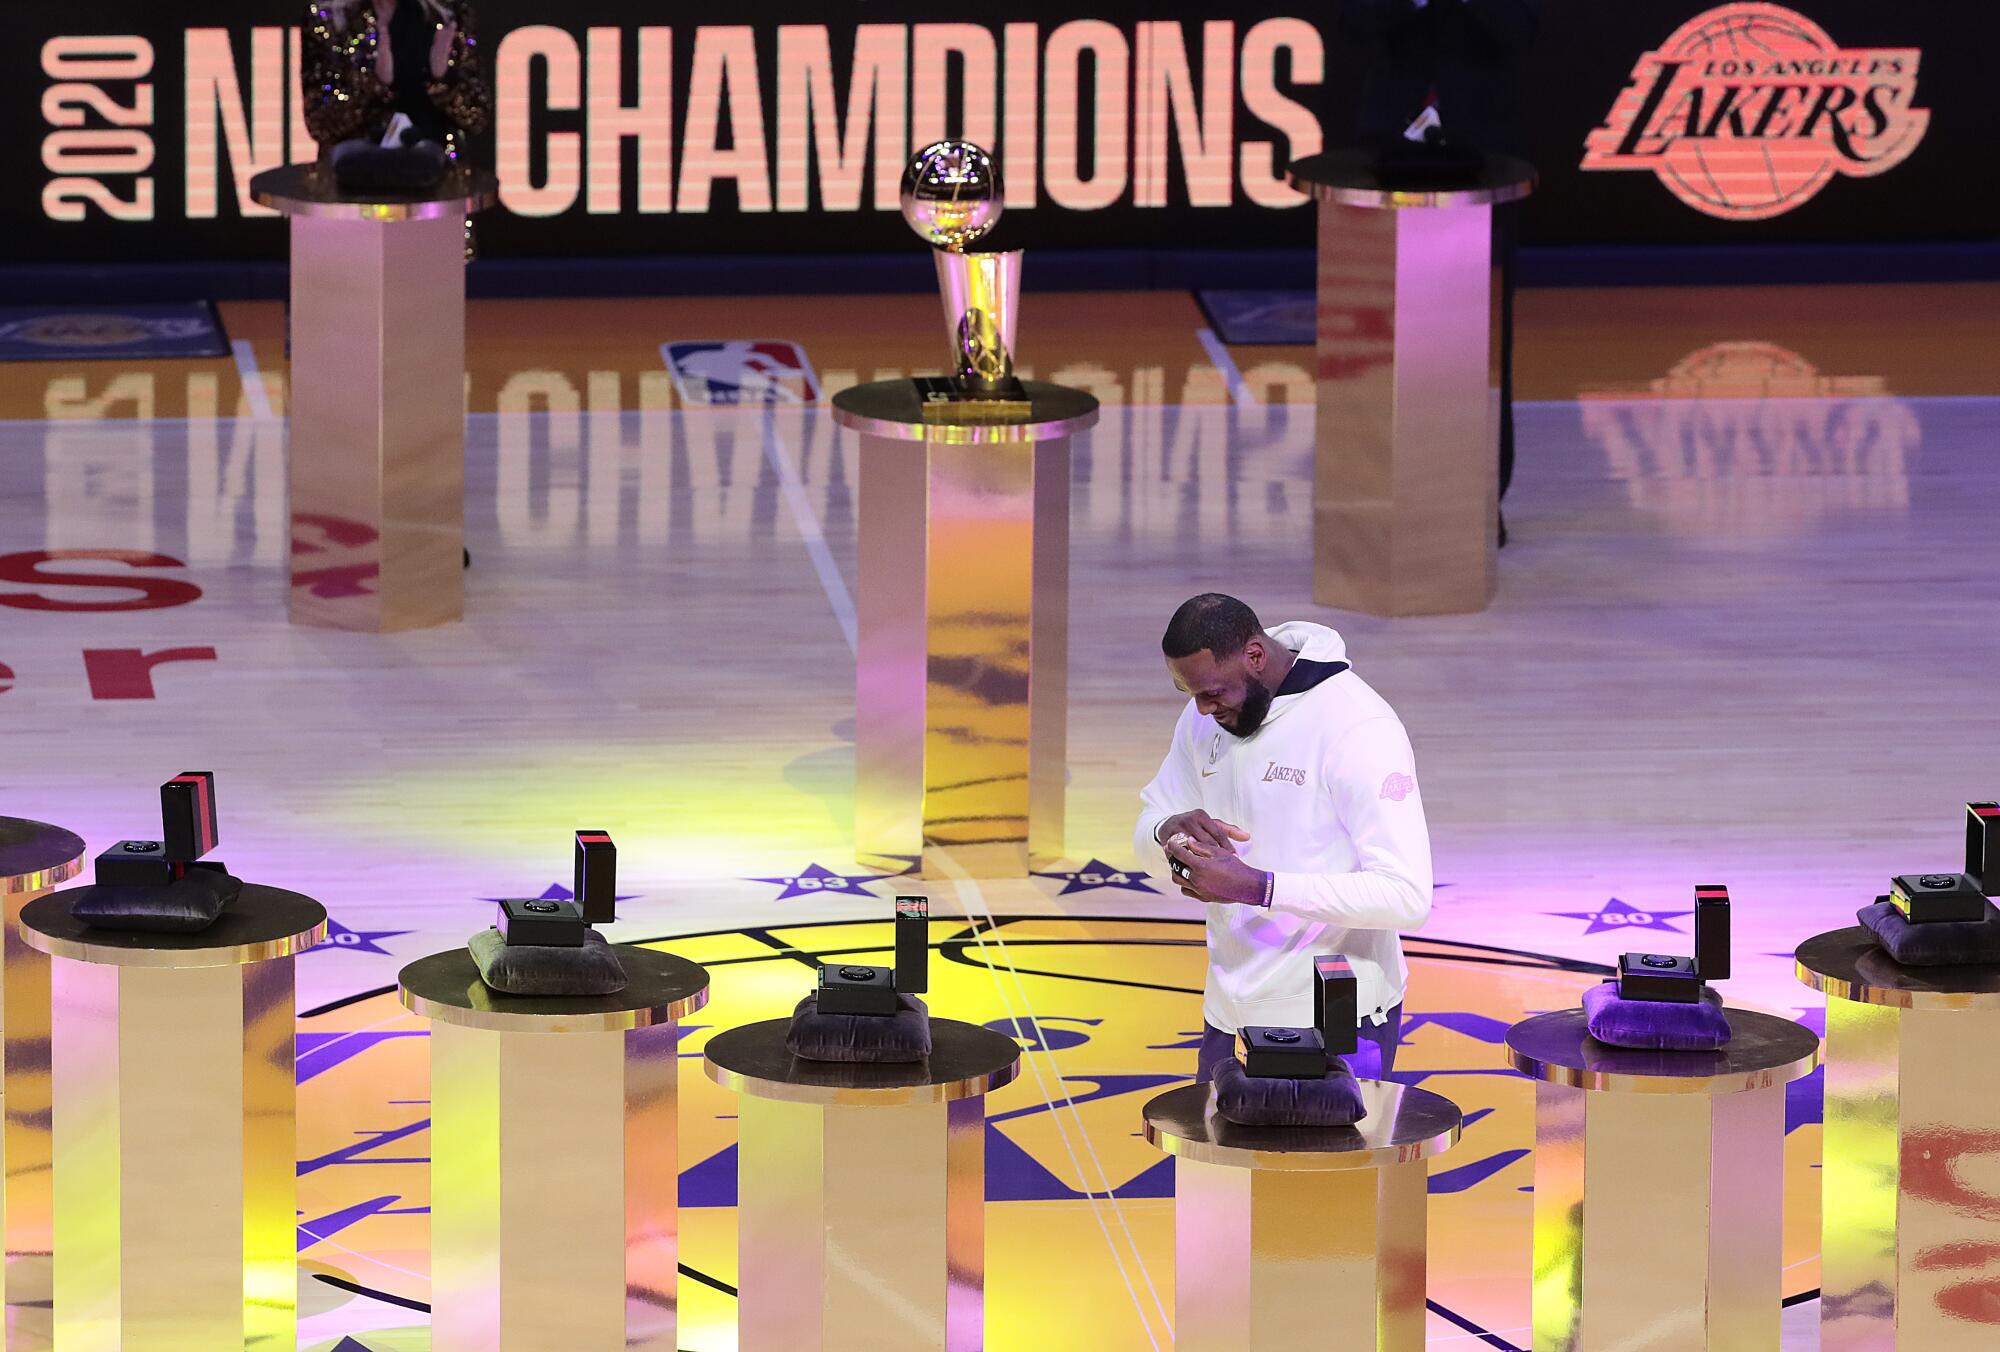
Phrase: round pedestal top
[
  {"left": 831, "top": 380, "right": 1099, "bottom": 444},
  {"left": 1796, "top": 925, "right": 2000, "bottom": 1011},
  {"left": 1506, "top": 1007, "right": 1820, "bottom": 1095},
  {"left": 1288, "top": 148, "right": 1537, "bottom": 208},
  {"left": 398, "top": 945, "right": 710, "bottom": 1033},
  {"left": 704, "top": 1016, "right": 1021, "bottom": 1106},
  {"left": 21, "top": 885, "right": 326, "bottom": 967},
  {"left": 250, "top": 163, "right": 500, "bottom": 221},
  {"left": 0, "top": 818, "right": 86, "bottom": 894},
  {"left": 1142, "top": 1080, "right": 1461, "bottom": 1172}
]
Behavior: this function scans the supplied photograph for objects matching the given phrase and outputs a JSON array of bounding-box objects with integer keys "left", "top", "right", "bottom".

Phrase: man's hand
[
  {"left": 1156, "top": 810, "right": 1249, "bottom": 854},
  {"left": 374, "top": 0, "right": 397, "bottom": 86},
  {"left": 1164, "top": 835, "right": 1268, "bottom": 906}
]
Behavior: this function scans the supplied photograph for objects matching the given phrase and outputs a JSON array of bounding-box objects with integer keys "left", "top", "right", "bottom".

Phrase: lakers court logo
[
  {"left": 1582, "top": 4, "right": 1929, "bottom": 220},
  {"left": 289, "top": 915, "right": 1824, "bottom": 1349}
]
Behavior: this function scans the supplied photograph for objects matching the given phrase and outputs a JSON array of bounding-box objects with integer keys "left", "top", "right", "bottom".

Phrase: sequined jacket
[{"left": 300, "top": 0, "right": 491, "bottom": 163}]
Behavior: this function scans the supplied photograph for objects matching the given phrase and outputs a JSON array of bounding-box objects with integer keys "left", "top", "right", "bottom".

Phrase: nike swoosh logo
[{"left": 1200, "top": 767, "right": 1218, "bottom": 778}]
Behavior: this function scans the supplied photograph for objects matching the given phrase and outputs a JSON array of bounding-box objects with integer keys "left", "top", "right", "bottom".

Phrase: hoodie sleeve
[
  {"left": 1267, "top": 716, "right": 1433, "bottom": 931},
  {"left": 1133, "top": 702, "right": 1200, "bottom": 861}
]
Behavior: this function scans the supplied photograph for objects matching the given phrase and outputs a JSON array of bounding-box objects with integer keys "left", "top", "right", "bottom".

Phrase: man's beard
[{"left": 1220, "top": 679, "right": 1274, "bottom": 738}]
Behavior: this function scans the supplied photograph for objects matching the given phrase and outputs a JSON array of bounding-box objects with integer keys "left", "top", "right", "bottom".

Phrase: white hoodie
[{"left": 1133, "top": 621, "right": 1433, "bottom": 1034}]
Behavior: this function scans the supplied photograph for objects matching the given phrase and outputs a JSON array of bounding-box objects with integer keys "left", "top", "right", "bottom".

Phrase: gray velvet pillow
[
  {"left": 71, "top": 870, "right": 240, "bottom": 933},
  {"left": 785, "top": 992, "right": 932, "bottom": 1062},
  {"left": 1858, "top": 899, "right": 2000, "bottom": 966},
  {"left": 468, "top": 927, "right": 628, "bottom": 996},
  {"left": 1211, "top": 1056, "right": 1367, "bottom": 1127}
]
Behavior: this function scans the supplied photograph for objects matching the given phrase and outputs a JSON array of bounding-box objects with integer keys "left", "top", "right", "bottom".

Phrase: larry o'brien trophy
[
  {"left": 902, "top": 141, "right": 1031, "bottom": 423},
  {"left": 837, "top": 145, "right": 1098, "bottom": 879},
  {"left": 1616, "top": 884, "right": 1731, "bottom": 1001}
]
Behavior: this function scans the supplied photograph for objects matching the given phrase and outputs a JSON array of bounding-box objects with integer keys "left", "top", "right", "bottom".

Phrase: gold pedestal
[
  {"left": 250, "top": 164, "right": 498, "bottom": 632},
  {"left": 1798, "top": 927, "right": 2000, "bottom": 1350},
  {"left": 704, "top": 1016, "right": 1021, "bottom": 1349},
  {"left": 1289, "top": 150, "right": 1535, "bottom": 617},
  {"left": 1142, "top": 1080, "right": 1460, "bottom": 1350},
  {"left": 399, "top": 945, "right": 710, "bottom": 1352},
  {"left": 20, "top": 886, "right": 326, "bottom": 1352},
  {"left": 1, "top": 820, "right": 86, "bottom": 1349},
  {"left": 1506, "top": 1007, "right": 1820, "bottom": 1351},
  {"left": 833, "top": 380, "right": 1098, "bottom": 879}
]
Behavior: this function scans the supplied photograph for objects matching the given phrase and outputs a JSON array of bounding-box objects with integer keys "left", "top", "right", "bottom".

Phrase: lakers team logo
[{"left": 1581, "top": 4, "right": 1928, "bottom": 220}]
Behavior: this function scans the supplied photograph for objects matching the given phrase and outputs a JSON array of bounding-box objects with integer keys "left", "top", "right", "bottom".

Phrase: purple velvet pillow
[
  {"left": 1858, "top": 899, "right": 2000, "bottom": 967},
  {"left": 1211, "top": 1056, "right": 1367, "bottom": 1127},
  {"left": 1582, "top": 980, "right": 1730, "bottom": 1051},
  {"left": 786, "top": 992, "right": 932, "bottom": 1063}
]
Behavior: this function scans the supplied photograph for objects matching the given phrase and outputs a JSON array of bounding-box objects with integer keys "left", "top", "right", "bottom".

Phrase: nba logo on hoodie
[{"left": 1380, "top": 772, "right": 1416, "bottom": 802}]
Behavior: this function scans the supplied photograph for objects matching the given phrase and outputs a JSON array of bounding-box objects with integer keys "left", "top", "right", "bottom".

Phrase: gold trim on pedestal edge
[
  {"left": 1505, "top": 1006, "right": 1822, "bottom": 1096},
  {"left": 703, "top": 1055, "right": 1019, "bottom": 1107},
  {"left": 1299, "top": 177, "right": 1537, "bottom": 210},
  {"left": 400, "top": 980, "right": 709, "bottom": 1034},
  {"left": 1796, "top": 960, "right": 2000, "bottom": 1010},
  {"left": 1506, "top": 1044, "right": 1820, "bottom": 1096},
  {"left": 20, "top": 917, "right": 327, "bottom": 968},
  {"left": 1793, "top": 927, "right": 2000, "bottom": 1010},
  {"left": 1, "top": 852, "right": 84, "bottom": 896},
  {"left": 1506, "top": 1054, "right": 1820, "bottom": 1096},
  {"left": 249, "top": 165, "right": 499, "bottom": 221},
  {"left": 1142, "top": 1087, "right": 1461, "bottom": 1173},
  {"left": 830, "top": 409, "right": 1098, "bottom": 446},
  {"left": 830, "top": 378, "right": 1099, "bottom": 445}
]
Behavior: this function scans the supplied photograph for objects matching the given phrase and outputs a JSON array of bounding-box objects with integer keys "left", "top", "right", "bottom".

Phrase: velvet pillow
[
  {"left": 1582, "top": 980, "right": 1731, "bottom": 1051},
  {"left": 786, "top": 992, "right": 932, "bottom": 1063},
  {"left": 70, "top": 869, "right": 241, "bottom": 933},
  {"left": 469, "top": 927, "right": 628, "bottom": 996},
  {"left": 1858, "top": 898, "right": 2000, "bottom": 967},
  {"left": 1210, "top": 1056, "right": 1367, "bottom": 1128}
]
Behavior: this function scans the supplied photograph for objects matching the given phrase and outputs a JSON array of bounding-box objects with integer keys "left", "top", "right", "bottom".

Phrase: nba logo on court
[{"left": 663, "top": 340, "right": 822, "bottom": 405}]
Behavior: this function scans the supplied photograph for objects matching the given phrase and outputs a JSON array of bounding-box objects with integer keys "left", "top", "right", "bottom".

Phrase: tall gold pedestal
[
  {"left": 400, "top": 945, "right": 710, "bottom": 1352},
  {"left": 832, "top": 380, "right": 1099, "bottom": 879},
  {"left": 1506, "top": 1007, "right": 1820, "bottom": 1351},
  {"left": 0, "top": 820, "right": 86, "bottom": 1349},
  {"left": 1798, "top": 927, "right": 2000, "bottom": 1349},
  {"left": 21, "top": 886, "right": 325, "bottom": 1352},
  {"left": 1288, "top": 149, "right": 1535, "bottom": 617},
  {"left": 704, "top": 1017, "right": 1021, "bottom": 1350},
  {"left": 250, "top": 164, "right": 499, "bottom": 632},
  {"left": 1142, "top": 1080, "right": 1460, "bottom": 1351}
]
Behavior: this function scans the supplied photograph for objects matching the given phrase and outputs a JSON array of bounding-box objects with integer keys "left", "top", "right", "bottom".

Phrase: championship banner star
[
  {"left": 1547, "top": 896, "right": 1695, "bottom": 936},
  {"left": 1031, "top": 858, "right": 1160, "bottom": 896},
  {"left": 746, "top": 863, "right": 885, "bottom": 900}
]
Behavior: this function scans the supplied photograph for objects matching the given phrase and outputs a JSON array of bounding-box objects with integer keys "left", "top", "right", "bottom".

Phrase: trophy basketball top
[{"left": 901, "top": 141, "right": 1002, "bottom": 253}]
